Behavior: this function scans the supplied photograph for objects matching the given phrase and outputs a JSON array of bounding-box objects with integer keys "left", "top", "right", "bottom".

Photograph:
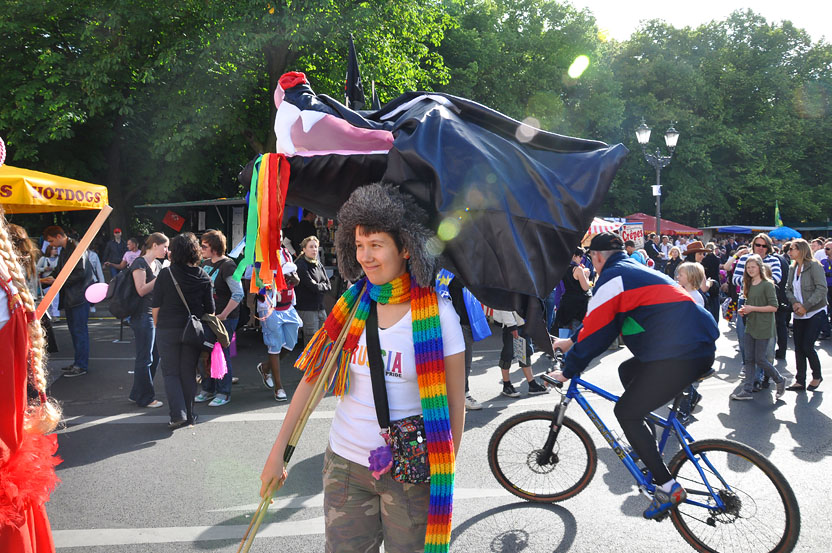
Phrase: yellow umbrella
[{"left": 0, "top": 164, "right": 109, "bottom": 213}]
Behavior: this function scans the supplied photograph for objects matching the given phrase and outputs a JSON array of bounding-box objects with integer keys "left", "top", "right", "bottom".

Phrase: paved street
[{"left": 46, "top": 315, "right": 831, "bottom": 552}]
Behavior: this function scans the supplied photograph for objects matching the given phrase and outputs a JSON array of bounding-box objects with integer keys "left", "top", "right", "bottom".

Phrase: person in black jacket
[
  {"left": 774, "top": 243, "right": 793, "bottom": 359},
  {"left": 152, "top": 233, "right": 215, "bottom": 429},
  {"left": 43, "top": 225, "right": 94, "bottom": 377},
  {"left": 295, "top": 235, "right": 331, "bottom": 346},
  {"left": 701, "top": 243, "right": 722, "bottom": 322}
]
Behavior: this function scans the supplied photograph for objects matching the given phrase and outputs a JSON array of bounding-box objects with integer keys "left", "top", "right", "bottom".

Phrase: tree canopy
[{"left": 1, "top": 1, "right": 829, "bottom": 231}]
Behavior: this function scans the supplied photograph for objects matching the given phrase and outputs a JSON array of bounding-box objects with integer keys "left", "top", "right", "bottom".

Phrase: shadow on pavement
[{"left": 451, "top": 501, "right": 577, "bottom": 552}]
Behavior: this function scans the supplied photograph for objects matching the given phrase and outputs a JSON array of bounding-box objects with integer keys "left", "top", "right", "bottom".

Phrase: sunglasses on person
[{"left": 753, "top": 242, "right": 768, "bottom": 248}]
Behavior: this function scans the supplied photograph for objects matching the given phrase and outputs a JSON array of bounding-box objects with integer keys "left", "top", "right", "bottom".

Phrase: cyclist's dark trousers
[{"left": 615, "top": 355, "right": 714, "bottom": 485}]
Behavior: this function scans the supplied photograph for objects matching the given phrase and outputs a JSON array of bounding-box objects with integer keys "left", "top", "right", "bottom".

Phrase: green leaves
[{"left": 0, "top": 2, "right": 828, "bottom": 231}]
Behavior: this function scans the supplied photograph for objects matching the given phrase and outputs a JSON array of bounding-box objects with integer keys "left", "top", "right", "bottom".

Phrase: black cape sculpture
[{"left": 241, "top": 72, "right": 628, "bottom": 355}]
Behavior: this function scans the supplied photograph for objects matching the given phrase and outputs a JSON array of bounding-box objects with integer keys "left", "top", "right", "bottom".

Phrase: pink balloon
[{"left": 85, "top": 282, "right": 109, "bottom": 304}]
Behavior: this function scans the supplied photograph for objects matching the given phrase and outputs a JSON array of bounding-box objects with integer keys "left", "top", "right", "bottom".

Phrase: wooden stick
[
  {"left": 36, "top": 205, "right": 113, "bottom": 319},
  {"left": 286, "top": 286, "right": 364, "bottom": 456},
  {"left": 236, "top": 283, "right": 365, "bottom": 551},
  {"left": 240, "top": 492, "right": 274, "bottom": 553},
  {"left": 236, "top": 493, "right": 271, "bottom": 553}
]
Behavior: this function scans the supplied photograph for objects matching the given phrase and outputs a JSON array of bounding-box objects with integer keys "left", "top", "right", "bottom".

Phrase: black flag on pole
[{"left": 345, "top": 34, "right": 365, "bottom": 110}]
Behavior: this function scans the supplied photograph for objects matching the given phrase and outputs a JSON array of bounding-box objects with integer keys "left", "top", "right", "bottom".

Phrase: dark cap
[{"left": 589, "top": 232, "right": 625, "bottom": 252}]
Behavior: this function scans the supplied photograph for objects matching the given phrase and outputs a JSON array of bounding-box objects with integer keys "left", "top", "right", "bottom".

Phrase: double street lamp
[{"left": 635, "top": 120, "right": 680, "bottom": 237}]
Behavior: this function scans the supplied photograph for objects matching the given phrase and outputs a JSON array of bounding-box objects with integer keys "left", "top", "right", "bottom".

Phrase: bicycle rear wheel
[
  {"left": 488, "top": 410, "right": 597, "bottom": 502},
  {"left": 668, "top": 439, "right": 800, "bottom": 553}
]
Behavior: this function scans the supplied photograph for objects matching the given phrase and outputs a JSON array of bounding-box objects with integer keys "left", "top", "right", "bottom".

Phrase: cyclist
[{"left": 549, "top": 232, "right": 719, "bottom": 520}]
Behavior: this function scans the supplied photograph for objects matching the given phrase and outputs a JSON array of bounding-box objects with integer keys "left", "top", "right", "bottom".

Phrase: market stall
[{"left": 0, "top": 164, "right": 111, "bottom": 318}]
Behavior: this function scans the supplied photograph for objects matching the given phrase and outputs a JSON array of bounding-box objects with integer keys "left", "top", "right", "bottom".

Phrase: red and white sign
[{"left": 620, "top": 223, "right": 644, "bottom": 250}]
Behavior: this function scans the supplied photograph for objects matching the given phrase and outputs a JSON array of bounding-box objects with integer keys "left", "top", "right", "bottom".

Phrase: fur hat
[{"left": 335, "top": 183, "right": 438, "bottom": 287}]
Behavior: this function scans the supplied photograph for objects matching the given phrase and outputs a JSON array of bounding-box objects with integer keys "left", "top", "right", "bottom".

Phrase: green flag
[{"left": 775, "top": 200, "right": 784, "bottom": 227}]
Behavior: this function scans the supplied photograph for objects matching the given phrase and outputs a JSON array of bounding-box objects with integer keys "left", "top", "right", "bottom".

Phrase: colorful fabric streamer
[
  {"left": 295, "top": 273, "right": 455, "bottom": 553},
  {"left": 233, "top": 153, "right": 290, "bottom": 294}
]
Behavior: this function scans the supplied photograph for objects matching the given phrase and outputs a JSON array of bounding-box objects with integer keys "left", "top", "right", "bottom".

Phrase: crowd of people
[
  {"left": 549, "top": 231, "right": 829, "bottom": 401},
  {"left": 5, "top": 200, "right": 832, "bottom": 550}
]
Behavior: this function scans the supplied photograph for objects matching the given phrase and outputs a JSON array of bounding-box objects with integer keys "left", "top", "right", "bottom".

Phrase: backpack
[{"left": 106, "top": 262, "right": 141, "bottom": 319}]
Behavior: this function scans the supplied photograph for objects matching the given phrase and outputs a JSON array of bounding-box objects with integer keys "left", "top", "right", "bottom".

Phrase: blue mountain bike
[{"left": 487, "top": 366, "right": 800, "bottom": 553}]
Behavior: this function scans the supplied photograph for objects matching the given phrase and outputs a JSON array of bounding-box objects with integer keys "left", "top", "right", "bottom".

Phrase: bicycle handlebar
[{"left": 540, "top": 373, "right": 564, "bottom": 389}]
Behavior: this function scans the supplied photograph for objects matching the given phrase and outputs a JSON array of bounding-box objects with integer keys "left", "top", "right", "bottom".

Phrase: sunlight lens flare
[{"left": 568, "top": 55, "right": 590, "bottom": 79}]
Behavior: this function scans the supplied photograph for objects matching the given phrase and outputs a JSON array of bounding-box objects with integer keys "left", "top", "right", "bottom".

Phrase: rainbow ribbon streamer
[{"left": 232, "top": 153, "right": 290, "bottom": 293}]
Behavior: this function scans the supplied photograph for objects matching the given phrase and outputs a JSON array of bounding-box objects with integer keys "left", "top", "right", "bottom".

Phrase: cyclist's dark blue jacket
[{"left": 563, "top": 251, "right": 718, "bottom": 379}]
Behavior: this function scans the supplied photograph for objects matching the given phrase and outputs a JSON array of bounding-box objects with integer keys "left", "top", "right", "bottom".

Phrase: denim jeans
[
  {"left": 202, "top": 318, "right": 237, "bottom": 397},
  {"left": 742, "top": 333, "right": 783, "bottom": 392},
  {"left": 129, "top": 313, "right": 159, "bottom": 406},
  {"left": 543, "top": 290, "right": 557, "bottom": 332},
  {"left": 65, "top": 301, "right": 90, "bottom": 369},
  {"left": 735, "top": 298, "right": 746, "bottom": 365}
]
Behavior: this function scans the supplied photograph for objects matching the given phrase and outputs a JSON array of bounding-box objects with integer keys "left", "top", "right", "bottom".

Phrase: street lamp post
[{"left": 635, "top": 120, "right": 679, "bottom": 238}]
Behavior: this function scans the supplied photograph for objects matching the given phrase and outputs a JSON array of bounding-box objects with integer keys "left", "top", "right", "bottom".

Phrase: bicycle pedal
[{"left": 651, "top": 510, "right": 671, "bottom": 523}]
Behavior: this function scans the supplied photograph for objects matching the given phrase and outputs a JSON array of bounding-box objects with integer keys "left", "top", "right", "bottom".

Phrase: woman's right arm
[
  {"left": 260, "top": 375, "right": 326, "bottom": 497},
  {"left": 574, "top": 266, "right": 591, "bottom": 291},
  {"left": 132, "top": 262, "right": 154, "bottom": 297}
]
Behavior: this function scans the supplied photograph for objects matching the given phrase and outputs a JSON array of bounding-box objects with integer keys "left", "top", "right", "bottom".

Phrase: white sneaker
[
  {"left": 275, "top": 388, "right": 288, "bottom": 402},
  {"left": 208, "top": 394, "right": 230, "bottom": 407},
  {"left": 465, "top": 394, "right": 483, "bottom": 410},
  {"left": 257, "top": 363, "right": 274, "bottom": 389}
]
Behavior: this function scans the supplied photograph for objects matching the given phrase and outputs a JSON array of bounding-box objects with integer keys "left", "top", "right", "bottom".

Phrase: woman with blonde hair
[
  {"left": 785, "top": 239, "right": 828, "bottom": 391},
  {"left": 664, "top": 246, "right": 682, "bottom": 278},
  {"left": 0, "top": 211, "right": 62, "bottom": 552},
  {"left": 730, "top": 255, "right": 788, "bottom": 400}
]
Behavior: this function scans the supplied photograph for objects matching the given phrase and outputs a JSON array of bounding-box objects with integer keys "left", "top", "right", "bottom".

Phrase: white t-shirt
[
  {"left": 329, "top": 293, "right": 465, "bottom": 467},
  {"left": 814, "top": 249, "right": 826, "bottom": 262},
  {"left": 792, "top": 270, "right": 827, "bottom": 320}
]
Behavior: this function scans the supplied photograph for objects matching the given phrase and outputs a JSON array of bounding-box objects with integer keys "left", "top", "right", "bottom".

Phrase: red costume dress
[{"left": 0, "top": 278, "right": 61, "bottom": 552}]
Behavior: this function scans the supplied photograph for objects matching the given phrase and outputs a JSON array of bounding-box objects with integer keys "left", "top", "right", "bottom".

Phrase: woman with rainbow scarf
[{"left": 260, "top": 184, "right": 466, "bottom": 553}]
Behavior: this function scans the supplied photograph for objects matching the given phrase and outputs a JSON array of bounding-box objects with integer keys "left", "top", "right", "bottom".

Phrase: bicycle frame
[{"left": 548, "top": 376, "right": 732, "bottom": 511}]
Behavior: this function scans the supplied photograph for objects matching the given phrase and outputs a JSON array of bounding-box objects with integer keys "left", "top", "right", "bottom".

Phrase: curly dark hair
[
  {"left": 170, "top": 232, "right": 201, "bottom": 266},
  {"left": 335, "top": 183, "right": 437, "bottom": 287}
]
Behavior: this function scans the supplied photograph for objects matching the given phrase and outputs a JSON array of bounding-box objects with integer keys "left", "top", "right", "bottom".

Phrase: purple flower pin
[{"left": 368, "top": 445, "right": 393, "bottom": 480}]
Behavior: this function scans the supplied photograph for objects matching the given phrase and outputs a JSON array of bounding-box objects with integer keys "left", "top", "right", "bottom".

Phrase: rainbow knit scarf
[{"left": 296, "top": 273, "right": 455, "bottom": 553}]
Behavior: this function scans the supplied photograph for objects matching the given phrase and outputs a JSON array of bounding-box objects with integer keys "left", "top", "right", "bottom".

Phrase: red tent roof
[{"left": 624, "top": 213, "right": 702, "bottom": 235}]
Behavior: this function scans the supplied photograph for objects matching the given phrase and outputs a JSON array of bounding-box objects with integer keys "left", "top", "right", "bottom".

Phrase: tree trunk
[
  {"left": 264, "top": 42, "right": 297, "bottom": 153},
  {"left": 105, "top": 116, "right": 126, "bottom": 233}
]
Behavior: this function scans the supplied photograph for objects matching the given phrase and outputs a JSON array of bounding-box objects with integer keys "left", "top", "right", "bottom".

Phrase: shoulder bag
[
  {"left": 366, "top": 301, "right": 430, "bottom": 484},
  {"left": 169, "top": 267, "right": 206, "bottom": 349}
]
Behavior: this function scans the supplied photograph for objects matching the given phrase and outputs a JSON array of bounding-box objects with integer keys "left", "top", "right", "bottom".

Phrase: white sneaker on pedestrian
[
  {"left": 257, "top": 362, "right": 274, "bottom": 389},
  {"left": 194, "top": 392, "right": 214, "bottom": 403},
  {"left": 275, "top": 388, "right": 288, "bottom": 402},
  {"left": 208, "top": 394, "right": 230, "bottom": 407},
  {"left": 465, "top": 394, "right": 483, "bottom": 410}
]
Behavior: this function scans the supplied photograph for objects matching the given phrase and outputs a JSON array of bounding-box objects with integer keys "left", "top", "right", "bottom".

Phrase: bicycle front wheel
[
  {"left": 668, "top": 439, "right": 800, "bottom": 553},
  {"left": 488, "top": 410, "right": 597, "bottom": 502}
]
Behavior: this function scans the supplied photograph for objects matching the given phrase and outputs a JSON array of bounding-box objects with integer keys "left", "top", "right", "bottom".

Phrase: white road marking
[
  {"left": 209, "top": 486, "right": 513, "bottom": 513},
  {"left": 53, "top": 517, "right": 326, "bottom": 548},
  {"left": 53, "top": 488, "right": 514, "bottom": 548}
]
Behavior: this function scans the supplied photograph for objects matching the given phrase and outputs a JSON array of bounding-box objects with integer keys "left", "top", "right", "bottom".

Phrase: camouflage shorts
[{"left": 323, "top": 447, "right": 430, "bottom": 553}]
